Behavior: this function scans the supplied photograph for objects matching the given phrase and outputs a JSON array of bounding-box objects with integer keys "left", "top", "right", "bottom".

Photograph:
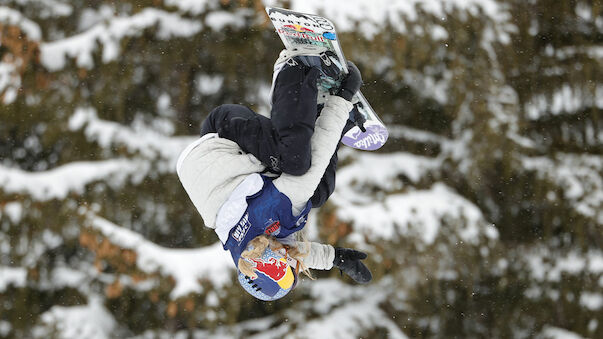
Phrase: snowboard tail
[{"left": 266, "top": 6, "right": 388, "bottom": 151}]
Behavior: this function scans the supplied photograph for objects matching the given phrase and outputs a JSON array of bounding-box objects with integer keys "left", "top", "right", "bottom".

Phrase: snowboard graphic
[{"left": 266, "top": 7, "right": 388, "bottom": 151}]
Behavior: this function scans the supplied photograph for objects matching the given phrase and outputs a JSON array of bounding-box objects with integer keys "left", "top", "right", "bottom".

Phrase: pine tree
[{"left": 0, "top": 1, "right": 600, "bottom": 338}]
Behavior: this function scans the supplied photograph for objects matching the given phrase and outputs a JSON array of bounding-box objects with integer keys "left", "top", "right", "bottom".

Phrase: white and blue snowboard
[{"left": 266, "top": 7, "right": 388, "bottom": 151}]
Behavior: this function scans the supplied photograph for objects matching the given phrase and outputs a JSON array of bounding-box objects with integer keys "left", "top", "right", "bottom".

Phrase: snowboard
[{"left": 265, "top": 7, "right": 388, "bottom": 151}]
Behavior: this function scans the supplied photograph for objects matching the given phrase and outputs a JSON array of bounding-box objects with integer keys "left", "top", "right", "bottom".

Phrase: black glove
[
  {"left": 336, "top": 61, "right": 362, "bottom": 102},
  {"left": 333, "top": 247, "right": 372, "bottom": 284}
]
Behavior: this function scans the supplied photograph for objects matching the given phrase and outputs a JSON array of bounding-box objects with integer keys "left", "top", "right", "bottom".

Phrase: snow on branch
[
  {"left": 87, "top": 214, "right": 233, "bottom": 298},
  {"left": 522, "top": 153, "right": 603, "bottom": 223},
  {"left": 334, "top": 183, "right": 497, "bottom": 245},
  {"left": 0, "top": 159, "right": 147, "bottom": 201},
  {"left": 163, "top": 0, "right": 215, "bottom": 15},
  {"left": 525, "top": 248, "right": 603, "bottom": 282},
  {"left": 291, "top": 279, "right": 408, "bottom": 339},
  {"left": 0, "top": 6, "right": 42, "bottom": 40},
  {"left": 524, "top": 84, "right": 603, "bottom": 120},
  {"left": 294, "top": 296, "right": 407, "bottom": 339},
  {"left": 553, "top": 46, "right": 603, "bottom": 61},
  {"left": 37, "top": 296, "right": 117, "bottom": 339},
  {"left": 39, "top": 8, "right": 202, "bottom": 71},
  {"left": 401, "top": 69, "right": 453, "bottom": 105},
  {"left": 388, "top": 125, "right": 450, "bottom": 145},
  {"left": 539, "top": 326, "right": 588, "bottom": 339},
  {"left": 523, "top": 246, "right": 603, "bottom": 312},
  {"left": 138, "top": 279, "right": 409, "bottom": 338},
  {"left": 0, "top": 7, "right": 41, "bottom": 104},
  {"left": 2, "top": 0, "right": 72, "bottom": 19},
  {"left": 0, "top": 62, "right": 20, "bottom": 104},
  {"left": 332, "top": 152, "right": 496, "bottom": 245},
  {"left": 149, "top": 1, "right": 254, "bottom": 31},
  {"left": 0, "top": 266, "right": 27, "bottom": 292},
  {"left": 335, "top": 151, "right": 441, "bottom": 204},
  {"left": 69, "top": 107, "right": 196, "bottom": 170}
]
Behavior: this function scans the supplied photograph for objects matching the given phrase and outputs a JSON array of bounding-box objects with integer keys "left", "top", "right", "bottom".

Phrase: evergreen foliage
[{"left": 0, "top": 0, "right": 601, "bottom": 338}]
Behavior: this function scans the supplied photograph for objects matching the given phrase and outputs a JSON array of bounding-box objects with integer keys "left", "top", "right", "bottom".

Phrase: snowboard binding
[{"left": 275, "top": 47, "right": 345, "bottom": 92}]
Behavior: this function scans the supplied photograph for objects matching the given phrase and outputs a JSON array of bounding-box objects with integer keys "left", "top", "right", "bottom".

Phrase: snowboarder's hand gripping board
[{"left": 266, "top": 6, "right": 389, "bottom": 151}]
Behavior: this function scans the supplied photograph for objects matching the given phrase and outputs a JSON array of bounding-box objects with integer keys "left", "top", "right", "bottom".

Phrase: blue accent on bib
[{"left": 225, "top": 176, "right": 312, "bottom": 264}]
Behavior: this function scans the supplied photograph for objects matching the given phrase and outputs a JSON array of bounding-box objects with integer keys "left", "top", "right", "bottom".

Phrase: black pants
[{"left": 201, "top": 65, "right": 349, "bottom": 208}]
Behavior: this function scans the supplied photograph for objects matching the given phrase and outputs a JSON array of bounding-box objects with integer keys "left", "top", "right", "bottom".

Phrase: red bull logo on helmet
[{"left": 250, "top": 256, "right": 295, "bottom": 289}]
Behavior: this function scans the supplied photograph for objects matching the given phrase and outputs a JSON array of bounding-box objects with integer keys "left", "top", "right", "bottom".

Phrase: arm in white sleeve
[
  {"left": 273, "top": 96, "right": 353, "bottom": 214},
  {"left": 297, "top": 241, "right": 335, "bottom": 270}
]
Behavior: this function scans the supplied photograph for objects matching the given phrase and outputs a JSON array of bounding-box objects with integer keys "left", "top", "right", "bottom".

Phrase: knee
[
  {"left": 201, "top": 105, "right": 226, "bottom": 135},
  {"left": 280, "top": 152, "right": 311, "bottom": 176},
  {"left": 208, "top": 104, "right": 245, "bottom": 118},
  {"left": 202, "top": 104, "right": 249, "bottom": 136},
  {"left": 206, "top": 104, "right": 232, "bottom": 121}
]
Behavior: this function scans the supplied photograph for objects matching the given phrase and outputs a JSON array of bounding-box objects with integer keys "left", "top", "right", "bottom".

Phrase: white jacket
[{"left": 177, "top": 95, "right": 353, "bottom": 270}]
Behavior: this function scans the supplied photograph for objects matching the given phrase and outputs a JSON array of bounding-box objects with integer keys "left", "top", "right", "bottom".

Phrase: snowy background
[{"left": 1, "top": 0, "right": 601, "bottom": 338}]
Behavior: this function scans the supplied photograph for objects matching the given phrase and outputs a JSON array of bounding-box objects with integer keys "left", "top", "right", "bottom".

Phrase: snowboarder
[{"left": 177, "top": 47, "right": 372, "bottom": 301}]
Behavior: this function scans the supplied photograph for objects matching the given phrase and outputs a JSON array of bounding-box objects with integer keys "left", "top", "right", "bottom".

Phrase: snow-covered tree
[{"left": 1, "top": 0, "right": 600, "bottom": 338}]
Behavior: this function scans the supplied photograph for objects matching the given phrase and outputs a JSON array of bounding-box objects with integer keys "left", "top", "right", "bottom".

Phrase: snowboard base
[{"left": 266, "top": 6, "right": 388, "bottom": 151}]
